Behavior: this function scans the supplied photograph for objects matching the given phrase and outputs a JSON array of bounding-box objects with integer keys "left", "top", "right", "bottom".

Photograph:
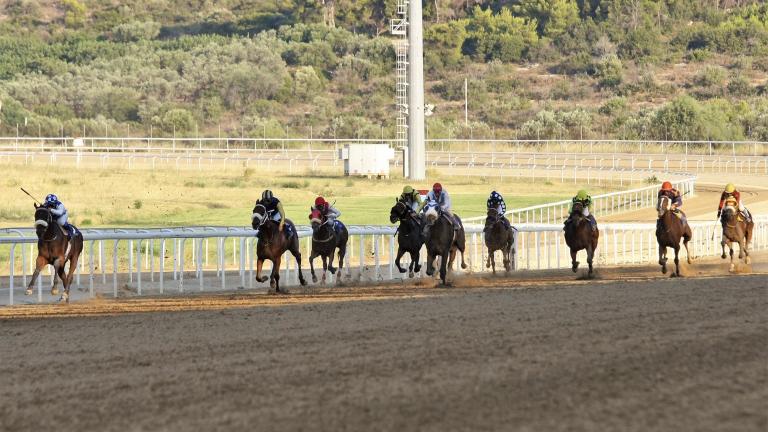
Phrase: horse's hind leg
[
  {"left": 728, "top": 241, "right": 736, "bottom": 272},
  {"left": 412, "top": 250, "right": 422, "bottom": 274},
  {"left": 51, "top": 262, "right": 62, "bottom": 296},
  {"left": 587, "top": 246, "right": 594, "bottom": 277},
  {"left": 328, "top": 248, "right": 337, "bottom": 274},
  {"left": 321, "top": 255, "right": 328, "bottom": 284},
  {"left": 63, "top": 254, "right": 81, "bottom": 303},
  {"left": 395, "top": 247, "right": 407, "bottom": 274},
  {"left": 490, "top": 250, "right": 496, "bottom": 274},
  {"left": 659, "top": 246, "right": 668, "bottom": 274},
  {"left": 742, "top": 238, "right": 751, "bottom": 265},
  {"left": 256, "top": 258, "right": 268, "bottom": 283},
  {"left": 26, "top": 256, "right": 47, "bottom": 296},
  {"left": 672, "top": 245, "right": 681, "bottom": 277},
  {"left": 336, "top": 246, "right": 346, "bottom": 285},
  {"left": 270, "top": 256, "right": 282, "bottom": 293},
  {"left": 290, "top": 243, "right": 307, "bottom": 286},
  {"left": 721, "top": 240, "right": 727, "bottom": 259}
]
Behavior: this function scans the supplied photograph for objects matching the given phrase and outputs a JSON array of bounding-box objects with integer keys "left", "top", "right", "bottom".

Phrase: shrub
[
  {"left": 727, "top": 76, "right": 753, "bottom": 97},
  {"left": 112, "top": 22, "right": 161, "bottom": 42},
  {"left": 132, "top": 200, "right": 143, "bottom": 210},
  {"left": 593, "top": 54, "right": 623, "bottom": 89}
]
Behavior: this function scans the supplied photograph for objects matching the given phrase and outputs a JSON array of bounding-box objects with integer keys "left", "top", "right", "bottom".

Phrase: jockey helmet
[
  {"left": 661, "top": 181, "right": 673, "bottom": 191},
  {"left": 725, "top": 183, "right": 736, "bottom": 193},
  {"left": 433, "top": 183, "right": 442, "bottom": 194},
  {"left": 490, "top": 191, "right": 501, "bottom": 200},
  {"left": 576, "top": 190, "right": 588, "bottom": 200},
  {"left": 261, "top": 190, "right": 273, "bottom": 201},
  {"left": 45, "top": 194, "right": 58, "bottom": 205},
  {"left": 402, "top": 185, "right": 414, "bottom": 194},
  {"left": 314, "top": 196, "right": 327, "bottom": 207}
]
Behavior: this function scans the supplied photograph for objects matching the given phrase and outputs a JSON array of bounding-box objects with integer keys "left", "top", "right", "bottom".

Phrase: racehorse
[
  {"left": 26, "top": 206, "right": 83, "bottom": 302},
  {"left": 720, "top": 203, "right": 753, "bottom": 272},
  {"left": 252, "top": 204, "right": 307, "bottom": 293},
  {"left": 563, "top": 202, "right": 599, "bottom": 277},
  {"left": 484, "top": 209, "right": 515, "bottom": 274},
  {"left": 422, "top": 202, "right": 467, "bottom": 285},
  {"left": 389, "top": 199, "right": 424, "bottom": 278},
  {"left": 656, "top": 195, "right": 692, "bottom": 277},
  {"left": 308, "top": 209, "right": 348, "bottom": 284}
]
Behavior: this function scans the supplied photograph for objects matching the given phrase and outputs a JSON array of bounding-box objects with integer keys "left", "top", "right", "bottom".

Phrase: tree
[{"left": 61, "top": 0, "right": 87, "bottom": 28}]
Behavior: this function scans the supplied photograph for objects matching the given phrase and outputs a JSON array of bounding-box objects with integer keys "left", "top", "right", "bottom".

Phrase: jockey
[
  {"left": 717, "top": 183, "right": 753, "bottom": 224},
  {"left": 42, "top": 194, "right": 75, "bottom": 238},
  {"left": 312, "top": 196, "right": 341, "bottom": 225},
  {"left": 399, "top": 185, "right": 424, "bottom": 213},
  {"left": 658, "top": 181, "right": 687, "bottom": 225},
  {"left": 486, "top": 191, "right": 511, "bottom": 230},
  {"left": 257, "top": 190, "right": 285, "bottom": 232},
  {"left": 565, "top": 189, "right": 597, "bottom": 231},
  {"left": 424, "top": 183, "right": 452, "bottom": 217}
]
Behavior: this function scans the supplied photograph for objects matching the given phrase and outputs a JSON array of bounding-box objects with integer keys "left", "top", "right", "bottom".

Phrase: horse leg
[
  {"left": 56, "top": 263, "right": 68, "bottom": 302},
  {"left": 659, "top": 246, "right": 668, "bottom": 274},
  {"left": 328, "top": 248, "right": 337, "bottom": 274},
  {"left": 742, "top": 238, "right": 751, "bottom": 265},
  {"left": 309, "top": 251, "right": 318, "bottom": 283},
  {"left": 395, "top": 247, "right": 407, "bottom": 274},
  {"left": 721, "top": 239, "right": 727, "bottom": 259},
  {"left": 571, "top": 249, "right": 579, "bottom": 273},
  {"left": 321, "top": 255, "right": 328, "bottom": 284},
  {"left": 63, "top": 253, "right": 81, "bottom": 303},
  {"left": 413, "top": 249, "right": 422, "bottom": 275},
  {"left": 271, "top": 256, "right": 282, "bottom": 293},
  {"left": 587, "top": 246, "right": 594, "bottom": 277},
  {"left": 26, "top": 256, "right": 47, "bottom": 296},
  {"left": 490, "top": 250, "right": 496, "bottom": 274},
  {"left": 439, "top": 253, "right": 450, "bottom": 286},
  {"left": 486, "top": 251, "right": 491, "bottom": 269},
  {"left": 256, "top": 258, "right": 269, "bottom": 283},
  {"left": 672, "top": 245, "right": 681, "bottom": 277},
  {"left": 448, "top": 248, "right": 457, "bottom": 272},
  {"left": 728, "top": 241, "right": 736, "bottom": 273},
  {"left": 51, "top": 261, "right": 62, "bottom": 296},
  {"left": 336, "top": 246, "right": 346, "bottom": 285},
  {"left": 683, "top": 238, "right": 692, "bottom": 265},
  {"left": 425, "top": 251, "right": 435, "bottom": 277},
  {"left": 290, "top": 244, "right": 307, "bottom": 286}
]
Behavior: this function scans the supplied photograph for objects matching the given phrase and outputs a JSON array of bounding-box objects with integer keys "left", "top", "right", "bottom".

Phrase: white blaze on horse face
[
  {"left": 425, "top": 206, "right": 439, "bottom": 223},
  {"left": 35, "top": 220, "right": 48, "bottom": 228},
  {"left": 252, "top": 212, "right": 263, "bottom": 222},
  {"left": 310, "top": 217, "right": 322, "bottom": 225},
  {"left": 658, "top": 196, "right": 669, "bottom": 217}
]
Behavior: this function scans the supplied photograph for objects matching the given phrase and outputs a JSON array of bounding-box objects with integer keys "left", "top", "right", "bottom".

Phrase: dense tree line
[{"left": 0, "top": 0, "right": 766, "bottom": 141}]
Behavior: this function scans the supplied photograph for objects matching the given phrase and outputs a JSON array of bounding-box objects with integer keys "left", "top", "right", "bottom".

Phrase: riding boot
[
  {"left": 743, "top": 209, "right": 753, "bottom": 224},
  {"left": 588, "top": 215, "right": 597, "bottom": 232}
]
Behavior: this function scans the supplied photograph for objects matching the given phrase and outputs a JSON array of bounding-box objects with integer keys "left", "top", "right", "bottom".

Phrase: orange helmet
[
  {"left": 314, "top": 196, "right": 327, "bottom": 207},
  {"left": 661, "top": 181, "right": 673, "bottom": 191}
]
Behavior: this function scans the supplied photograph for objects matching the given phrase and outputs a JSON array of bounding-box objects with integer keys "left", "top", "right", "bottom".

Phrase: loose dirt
[{"left": 0, "top": 255, "right": 766, "bottom": 431}]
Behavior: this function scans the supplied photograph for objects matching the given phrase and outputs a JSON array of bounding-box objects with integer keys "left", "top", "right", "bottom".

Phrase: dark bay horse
[
  {"left": 564, "top": 202, "right": 599, "bottom": 277},
  {"left": 252, "top": 204, "right": 307, "bottom": 293},
  {"left": 308, "top": 209, "right": 348, "bottom": 284},
  {"left": 389, "top": 200, "right": 424, "bottom": 278},
  {"left": 484, "top": 209, "right": 515, "bottom": 274},
  {"left": 422, "top": 202, "right": 467, "bottom": 285},
  {"left": 721, "top": 204, "right": 753, "bottom": 272},
  {"left": 26, "top": 206, "right": 83, "bottom": 302},
  {"left": 656, "top": 195, "right": 692, "bottom": 277}
]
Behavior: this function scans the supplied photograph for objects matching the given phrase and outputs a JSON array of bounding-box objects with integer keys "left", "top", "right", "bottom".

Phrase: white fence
[
  {"left": 2, "top": 217, "right": 766, "bottom": 306},
  {"left": 465, "top": 176, "right": 696, "bottom": 224}
]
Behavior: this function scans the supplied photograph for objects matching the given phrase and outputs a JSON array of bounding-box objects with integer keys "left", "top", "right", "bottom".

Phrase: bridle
[
  {"left": 311, "top": 220, "right": 335, "bottom": 243},
  {"left": 722, "top": 205, "right": 739, "bottom": 229},
  {"left": 34, "top": 208, "right": 60, "bottom": 242},
  {"left": 252, "top": 204, "right": 268, "bottom": 228}
]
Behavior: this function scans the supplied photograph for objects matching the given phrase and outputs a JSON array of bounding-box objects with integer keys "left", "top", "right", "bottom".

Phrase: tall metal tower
[{"left": 390, "top": 0, "right": 426, "bottom": 180}]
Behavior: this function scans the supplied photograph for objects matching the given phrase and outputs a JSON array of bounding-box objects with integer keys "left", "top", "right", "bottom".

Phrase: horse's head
[
  {"left": 309, "top": 209, "right": 324, "bottom": 232},
  {"left": 390, "top": 199, "right": 408, "bottom": 223},
  {"left": 571, "top": 202, "right": 584, "bottom": 219},
  {"left": 34, "top": 207, "right": 52, "bottom": 238},
  {"left": 251, "top": 203, "right": 267, "bottom": 229},
  {"left": 423, "top": 201, "right": 440, "bottom": 224},
  {"left": 657, "top": 195, "right": 671, "bottom": 218},
  {"left": 722, "top": 203, "right": 737, "bottom": 220}
]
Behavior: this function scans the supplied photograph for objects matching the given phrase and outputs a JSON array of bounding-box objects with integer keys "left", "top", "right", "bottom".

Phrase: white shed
[{"left": 338, "top": 144, "right": 395, "bottom": 178}]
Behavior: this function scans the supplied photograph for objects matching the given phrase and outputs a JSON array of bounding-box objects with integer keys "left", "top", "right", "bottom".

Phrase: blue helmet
[{"left": 45, "top": 194, "right": 58, "bottom": 205}]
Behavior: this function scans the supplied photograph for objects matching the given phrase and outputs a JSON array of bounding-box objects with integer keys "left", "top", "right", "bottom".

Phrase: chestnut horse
[
  {"left": 252, "top": 204, "right": 307, "bottom": 293},
  {"left": 720, "top": 203, "right": 753, "bottom": 272},
  {"left": 656, "top": 195, "right": 692, "bottom": 277},
  {"left": 26, "top": 206, "right": 83, "bottom": 302}
]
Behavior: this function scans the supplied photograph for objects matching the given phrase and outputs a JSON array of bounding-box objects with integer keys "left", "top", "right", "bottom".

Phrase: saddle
[{"left": 333, "top": 220, "right": 345, "bottom": 235}]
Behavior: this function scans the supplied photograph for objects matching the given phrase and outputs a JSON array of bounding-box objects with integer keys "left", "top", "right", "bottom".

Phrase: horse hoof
[
  {"left": 25, "top": 289, "right": 33, "bottom": 296},
  {"left": 51, "top": 288, "right": 59, "bottom": 296},
  {"left": 408, "top": 271, "right": 414, "bottom": 278},
  {"left": 312, "top": 275, "right": 318, "bottom": 283},
  {"left": 399, "top": 268, "right": 407, "bottom": 274},
  {"left": 257, "top": 277, "right": 268, "bottom": 283},
  {"left": 721, "top": 254, "right": 727, "bottom": 259},
  {"left": 300, "top": 279, "right": 308, "bottom": 287},
  {"left": 59, "top": 293, "right": 69, "bottom": 303},
  {"left": 661, "top": 266, "right": 667, "bottom": 274},
  {"left": 461, "top": 263, "right": 468, "bottom": 269},
  {"left": 745, "top": 257, "right": 751, "bottom": 265},
  {"left": 329, "top": 267, "right": 337, "bottom": 275},
  {"left": 485, "top": 263, "right": 491, "bottom": 269},
  {"left": 729, "top": 264, "right": 736, "bottom": 273},
  {"left": 670, "top": 273, "right": 678, "bottom": 278}
]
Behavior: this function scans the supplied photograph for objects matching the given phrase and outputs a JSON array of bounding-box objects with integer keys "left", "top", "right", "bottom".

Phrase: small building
[{"left": 339, "top": 144, "right": 395, "bottom": 178}]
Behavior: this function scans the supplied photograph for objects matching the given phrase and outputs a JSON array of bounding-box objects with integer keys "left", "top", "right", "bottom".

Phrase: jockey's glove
[{"left": 717, "top": 210, "right": 721, "bottom": 218}]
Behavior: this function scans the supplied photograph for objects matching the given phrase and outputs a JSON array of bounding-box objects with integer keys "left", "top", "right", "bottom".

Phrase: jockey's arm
[
  {"left": 276, "top": 202, "right": 286, "bottom": 230},
  {"left": 416, "top": 197, "right": 427, "bottom": 212},
  {"left": 442, "top": 191, "right": 452, "bottom": 211},
  {"left": 50, "top": 203, "right": 67, "bottom": 216},
  {"left": 328, "top": 206, "right": 341, "bottom": 218}
]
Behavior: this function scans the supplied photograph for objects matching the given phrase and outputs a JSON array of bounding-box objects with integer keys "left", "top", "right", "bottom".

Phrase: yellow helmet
[
  {"left": 725, "top": 183, "right": 736, "bottom": 193},
  {"left": 403, "top": 185, "right": 414, "bottom": 194}
]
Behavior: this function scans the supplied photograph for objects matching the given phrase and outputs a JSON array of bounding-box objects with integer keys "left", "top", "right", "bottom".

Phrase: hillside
[{"left": 0, "top": 0, "right": 766, "bottom": 142}]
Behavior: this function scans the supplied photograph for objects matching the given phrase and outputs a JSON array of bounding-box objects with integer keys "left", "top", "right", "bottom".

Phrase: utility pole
[
  {"left": 407, "top": 0, "right": 426, "bottom": 180},
  {"left": 464, "top": 77, "right": 468, "bottom": 126}
]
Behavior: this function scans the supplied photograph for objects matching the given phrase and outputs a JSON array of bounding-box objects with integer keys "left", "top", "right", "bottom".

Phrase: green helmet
[
  {"left": 576, "top": 190, "right": 589, "bottom": 200},
  {"left": 402, "top": 185, "right": 414, "bottom": 194}
]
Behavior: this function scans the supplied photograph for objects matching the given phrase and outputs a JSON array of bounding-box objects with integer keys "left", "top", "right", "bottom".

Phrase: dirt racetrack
[{"left": 1, "top": 256, "right": 767, "bottom": 431}]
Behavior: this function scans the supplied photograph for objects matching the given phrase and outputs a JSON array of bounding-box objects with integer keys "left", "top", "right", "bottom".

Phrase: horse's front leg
[
  {"left": 490, "top": 250, "right": 496, "bottom": 274},
  {"left": 439, "top": 253, "right": 450, "bottom": 286},
  {"left": 51, "top": 261, "right": 62, "bottom": 297},
  {"left": 425, "top": 251, "right": 435, "bottom": 277},
  {"left": 395, "top": 247, "right": 407, "bottom": 274},
  {"left": 328, "top": 248, "right": 337, "bottom": 274},
  {"left": 721, "top": 240, "right": 727, "bottom": 259},
  {"left": 271, "top": 256, "right": 282, "bottom": 292},
  {"left": 571, "top": 249, "right": 579, "bottom": 273},
  {"left": 309, "top": 251, "right": 318, "bottom": 283},
  {"left": 683, "top": 238, "right": 692, "bottom": 265},
  {"left": 26, "top": 255, "right": 47, "bottom": 296},
  {"left": 728, "top": 241, "right": 736, "bottom": 273},
  {"left": 56, "top": 263, "right": 68, "bottom": 302},
  {"left": 659, "top": 246, "right": 668, "bottom": 274},
  {"left": 412, "top": 249, "right": 422, "bottom": 275},
  {"left": 742, "top": 239, "right": 751, "bottom": 265},
  {"left": 672, "top": 245, "right": 681, "bottom": 277},
  {"left": 321, "top": 255, "right": 328, "bottom": 284},
  {"left": 255, "top": 258, "right": 268, "bottom": 283},
  {"left": 586, "top": 246, "right": 594, "bottom": 277},
  {"left": 336, "top": 246, "right": 346, "bottom": 285}
]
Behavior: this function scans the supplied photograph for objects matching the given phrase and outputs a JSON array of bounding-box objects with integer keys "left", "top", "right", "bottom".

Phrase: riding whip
[{"left": 20, "top": 187, "right": 42, "bottom": 205}]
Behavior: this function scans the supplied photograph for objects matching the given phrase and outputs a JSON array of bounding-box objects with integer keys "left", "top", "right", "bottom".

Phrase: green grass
[{"left": 0, "top": 163, "right": 620, "bottom": 229}]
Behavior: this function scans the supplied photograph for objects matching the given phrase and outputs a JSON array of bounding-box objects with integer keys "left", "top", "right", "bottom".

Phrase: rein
[{"left": 312, "top": 222, "right": 335, "bottom": 243}]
